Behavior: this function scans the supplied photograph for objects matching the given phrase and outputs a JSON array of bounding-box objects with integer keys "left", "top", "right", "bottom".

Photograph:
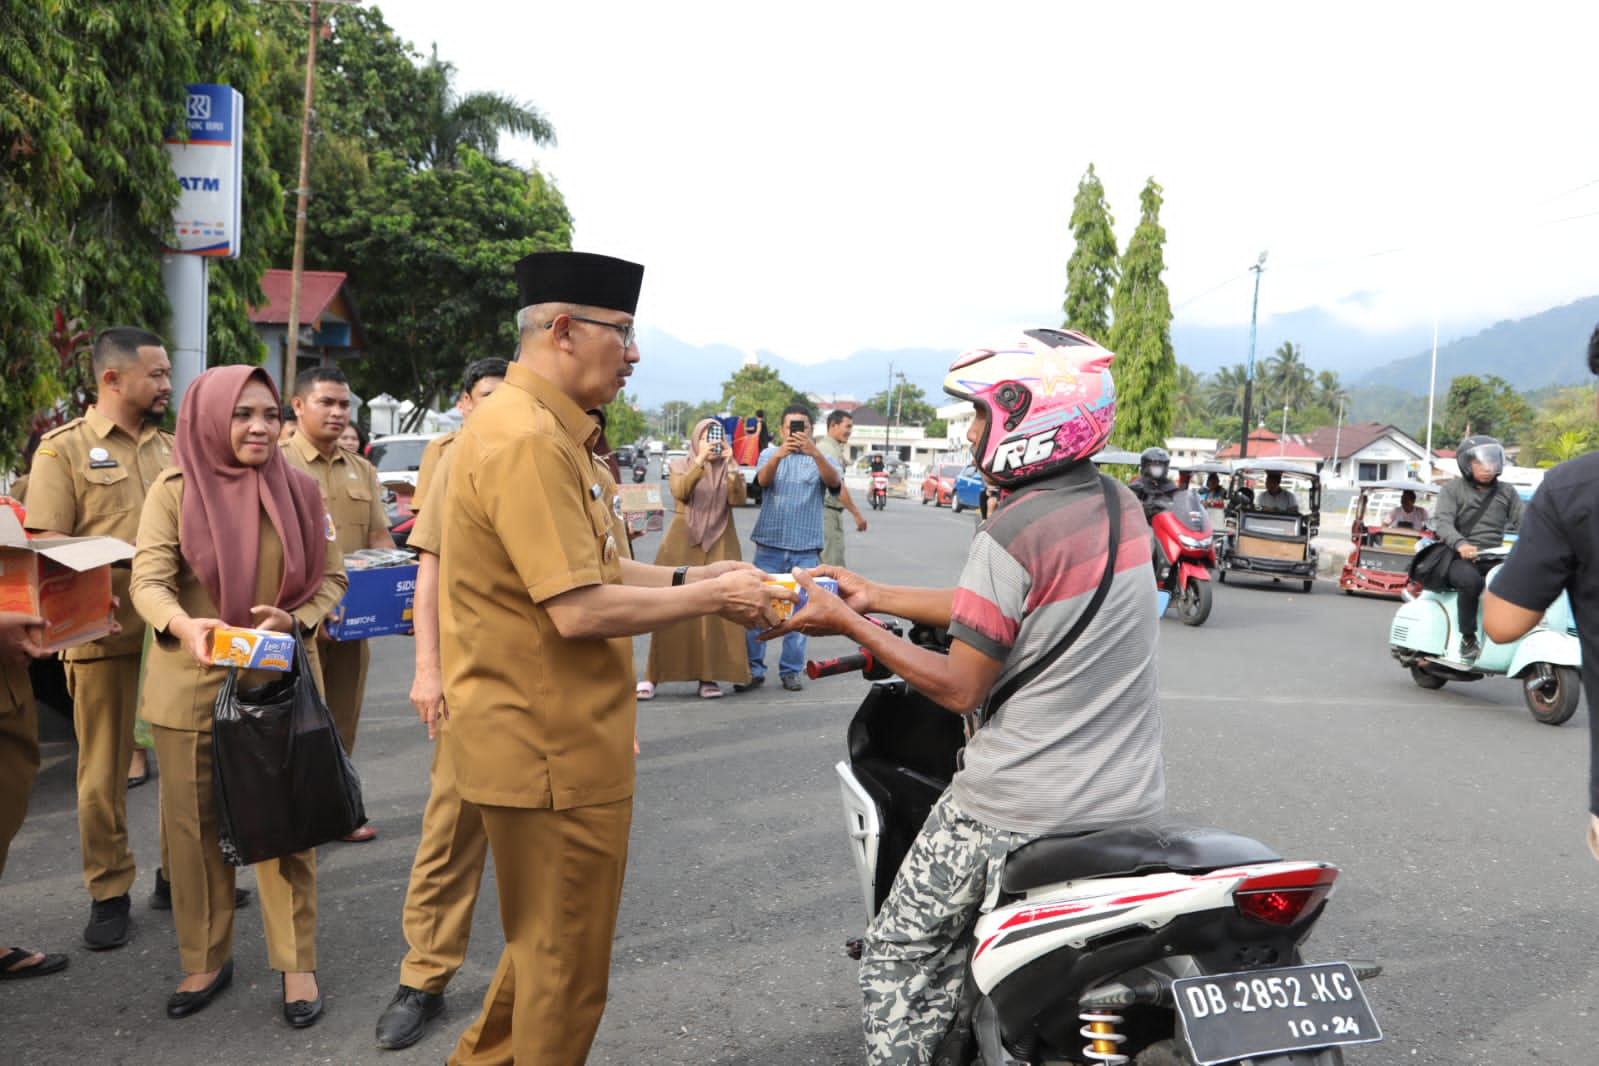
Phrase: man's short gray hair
[{"left": 515, "top": 302, "right": 579, "bottom": 334}]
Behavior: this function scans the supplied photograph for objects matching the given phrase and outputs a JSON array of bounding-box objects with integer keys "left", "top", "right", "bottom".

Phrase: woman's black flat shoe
[
  {"left": 282, "top": 973, "right": 324, "bottom": 1029},
  {"left": 166, "top": 959, "right": 233, "bottom": 1019}
]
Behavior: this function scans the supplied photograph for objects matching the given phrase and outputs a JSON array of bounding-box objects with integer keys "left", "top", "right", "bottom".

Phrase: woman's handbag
[
  {"left": 1407, "top": 540, "right": 1457, "bottom": 592},
  {"left": 211, "top": 634, "right": 366, "bottom": 866}
]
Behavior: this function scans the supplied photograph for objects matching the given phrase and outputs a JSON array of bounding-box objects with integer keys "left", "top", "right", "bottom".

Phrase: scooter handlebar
[{"left": 806, "top": 651, "right": 873, "bottom": 679}]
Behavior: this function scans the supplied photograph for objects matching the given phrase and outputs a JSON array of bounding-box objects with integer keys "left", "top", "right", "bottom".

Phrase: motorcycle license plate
[{"left": 1173, "top": 962, "right": 1381, "bottom": 1065}]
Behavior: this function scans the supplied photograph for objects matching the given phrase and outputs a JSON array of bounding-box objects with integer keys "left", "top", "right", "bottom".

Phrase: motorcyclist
[
  {"left": 1127, "top": 447, "right": 1178, "bottom": 517},
  {"left": 1129, "top": 447, "right": 1179, "bottom": 581},
  {"left": 758, "top": 328, "right": 1164, "bottom": 1066},
  {"left": 1434, "top": 435, "right": 1523, "bottom": 662}
]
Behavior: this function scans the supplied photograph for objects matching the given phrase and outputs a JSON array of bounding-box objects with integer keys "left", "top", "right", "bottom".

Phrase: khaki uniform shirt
[
  {"left": 129, "top": 470, "right": 347, "bottom": 730},
  {"left": 816, "top": 435, "right": 847, "bottom": 511},
  {"left": 23, "top": 409, "right": 173, "bottom": 659},
  {"left": 410, "top": 430, "right": 458, "bottom": 516},
  {"left": 280, "top": 433, "right": 388, "bottom": 560},
  {"left": 439, "top": 363, "right": 633, "bottom": 811}
]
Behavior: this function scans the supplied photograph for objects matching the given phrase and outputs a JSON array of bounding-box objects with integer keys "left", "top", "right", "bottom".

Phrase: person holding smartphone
[{"left": 739, "top": 402, "right": 842, "bottom": 692}]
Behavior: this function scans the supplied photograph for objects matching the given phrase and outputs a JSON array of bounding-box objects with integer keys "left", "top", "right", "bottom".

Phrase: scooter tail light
[{"left": 1232, "top": 865, "right": 1338, "bottom": 927}]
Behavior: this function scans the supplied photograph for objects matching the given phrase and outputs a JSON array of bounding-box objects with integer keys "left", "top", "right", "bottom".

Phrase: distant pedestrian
[
  {"left": 739, "top": 402, "right": 842, "bottom": 692},
  {"left": 817, "top": 410, "right": 868, "bottom": 566},
  {"left": 638, "top": 419, "right": 751, "bottom": 700}
]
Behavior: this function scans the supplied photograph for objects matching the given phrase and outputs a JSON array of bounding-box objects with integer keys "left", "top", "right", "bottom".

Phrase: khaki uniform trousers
[
  {"left": 0, "top": 687, "right": 40, "bottom": 878},
  {"left": 399, "top": 725, "right": 490, "bottom": 993},
  {"left": 64, "top": 655, "right": 143, "bottom": 899},
  {"left": 448, "top": 798, "right": 633, "bottom": 1066},
  {"left": 317, "top": 637, "right": 369, "bottom": 757},
  {"left": 151, "top": 725, "right": 317, "bottom": 974},
  {"left": 821, "top": 504, "right": 846, "bottom": 567}
]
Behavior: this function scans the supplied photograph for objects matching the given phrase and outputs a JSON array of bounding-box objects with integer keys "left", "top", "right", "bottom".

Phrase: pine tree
[
  {"left": 1061, "top": 164, "right": 1118, "bottom": 343},
  {"left": 1107, "top": 178, "right": 1176, "bottom": 451}
]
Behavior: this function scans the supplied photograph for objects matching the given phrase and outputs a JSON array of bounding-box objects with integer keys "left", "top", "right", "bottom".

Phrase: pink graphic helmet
[{"left": 943, "top": 328, "right": 1116, "bottom": 489}]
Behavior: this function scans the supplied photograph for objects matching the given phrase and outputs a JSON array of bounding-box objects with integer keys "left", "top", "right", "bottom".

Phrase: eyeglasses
[{"left": 550, "top": 314, "right": 636, "bottom": 349}]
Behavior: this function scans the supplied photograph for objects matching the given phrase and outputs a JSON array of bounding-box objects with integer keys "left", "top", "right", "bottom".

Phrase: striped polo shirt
[{"left": 949, "top": 463, "right": 1166, "bottom": 836}]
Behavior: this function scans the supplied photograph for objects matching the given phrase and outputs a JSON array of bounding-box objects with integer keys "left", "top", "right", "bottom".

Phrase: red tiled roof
[
  {"left": 1297, "top": 421, "right": 1398, "bottom": 460},
  {"left": 1214, "top": 427, "right": 1321, "bottom": 460},
  {"left": 249, "top": 270, "right": 348, "bottom": 325}
]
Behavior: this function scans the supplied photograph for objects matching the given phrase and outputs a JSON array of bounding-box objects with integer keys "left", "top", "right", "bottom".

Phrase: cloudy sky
[{"left": 366, "top": 0, "right": 1598, "bottom": 364}]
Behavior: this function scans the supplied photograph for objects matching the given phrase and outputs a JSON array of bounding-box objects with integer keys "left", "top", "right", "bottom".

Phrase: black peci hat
[{"left": 515, "top": 252, "right": 644, "bottom": 314}]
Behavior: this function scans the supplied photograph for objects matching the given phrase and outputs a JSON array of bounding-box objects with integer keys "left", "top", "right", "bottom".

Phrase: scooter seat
[{"left": 1001, "top": 824, "right": 1281, "bottom": 894}]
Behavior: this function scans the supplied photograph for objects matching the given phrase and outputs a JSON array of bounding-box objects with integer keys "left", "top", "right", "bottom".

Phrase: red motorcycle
[
  {"left": 867, "top": 456, "right": 888, "bottom": 511},
  {"left": 1148, "top": 487, "right": 1216, "bottom": 626}
]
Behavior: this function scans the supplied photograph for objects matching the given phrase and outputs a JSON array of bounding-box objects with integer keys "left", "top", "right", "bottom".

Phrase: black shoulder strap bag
[
  {"left": 1408, "top": 481, "right": 1506, "bottom": 592},
  {"left": 980, "top": 473, "right": 1123, "bottom": 724}
]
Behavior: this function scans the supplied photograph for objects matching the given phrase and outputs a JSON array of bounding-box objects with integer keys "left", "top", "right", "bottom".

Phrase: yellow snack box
[
  {"left": 764, "top": 575, "right": 838, "bottom": 621},
  {"left": 210, "top": 626, "right": 295, "bottom": 672}
]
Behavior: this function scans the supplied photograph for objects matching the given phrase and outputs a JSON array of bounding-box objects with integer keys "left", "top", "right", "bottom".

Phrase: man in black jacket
[{"left": 1434, "top": 435, "right": 1523, "bottom": 661}]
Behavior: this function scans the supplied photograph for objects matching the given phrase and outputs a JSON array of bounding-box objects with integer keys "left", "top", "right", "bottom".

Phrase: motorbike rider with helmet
[
  {"left": 1128, "top": 447, "right": 1180, "bottom": 581},
  {"left": 1433, "top": 435, "right": 1523, "bottom": 661},
  {"left": 758, "top": 328, "right": 1165, "bottom": 1066}
]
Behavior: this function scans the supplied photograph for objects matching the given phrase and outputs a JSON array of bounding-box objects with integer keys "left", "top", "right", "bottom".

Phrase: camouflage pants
[{"left": 860, "top": 789, "right": 1029, "bottom": 1066}]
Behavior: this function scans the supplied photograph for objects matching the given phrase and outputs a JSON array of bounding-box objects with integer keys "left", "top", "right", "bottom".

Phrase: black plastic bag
[
  {"left": 212, "top": 634, "right": 366, "bottom": 866},
  {"left": 1408, "top": 540, "right": 1457, "bottom": 593}
]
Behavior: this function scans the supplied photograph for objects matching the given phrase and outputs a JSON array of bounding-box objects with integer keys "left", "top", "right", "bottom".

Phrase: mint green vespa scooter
[{"left": 1388, "top": 547, "right": 1582, "bottom": 724}]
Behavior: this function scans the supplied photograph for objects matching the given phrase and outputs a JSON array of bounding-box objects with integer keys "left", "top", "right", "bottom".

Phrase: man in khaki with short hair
[
  {"left": 817, "top": 409, "right": 868, "bottom": 566},
  {"left": 24, "top": 326, "right": 183, "bottom": 950},
  {"left": 372, "top": 355, "right": 506, "bottom": 1050},
  {"left": 280, "top": 365, "right": 393, "bottom": 842}
]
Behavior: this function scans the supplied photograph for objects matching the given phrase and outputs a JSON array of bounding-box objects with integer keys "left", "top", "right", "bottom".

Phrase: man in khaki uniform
[
  {"left": 0, "top": 611, "right": 69, "bottom": 978},
  {"left": 440, "top": 252, "right": 783, "bottom": 1066},
  {"left": 817, "top": 409, "right": 868, "bottom": 566},
  {"left": 281, "top": 365, "right": 392, "bottom": 843},
  {"left": 24, "top": 326, "right": 179, "bottom": 950},
  {"left": 373, "top": 356, "right": 506, "bottom": 1050}
]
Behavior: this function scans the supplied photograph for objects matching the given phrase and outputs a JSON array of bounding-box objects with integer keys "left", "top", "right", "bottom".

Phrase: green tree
[
  {"left": 1062, "top": 163, "right": 1118, "bottom": 343},
  {"left": 1205, "top": 363, "right": 1250, "bottom": 421},
  {"left": 1518, "top": 385, "right": 1598, "bottom": 466},
  {"left": 1170, "top": 364, "right": 1205, "bottom": 435},
  {"left": 865, "top": 380, "right": 937, "bottom": 425},
  {"left": 1, "top": 0, "right": 285, "bottom": 467},
  {"left": 924, "top": 417, "right": 949, "bottom": 440},
  {"left": 1441, "top": 374, "right": 1530, "bottom": 443},
  {"left": 1262, "top": 342, "right": 1314, "bottom": 412},
  {"left": 319, "top": 148, "right": 572, "bottom": 416},
  {"left": 719, "top": 364, "right": 806, "bottom": 421},
  {"left": 1107, "top": 178, "right": 1176, "bottom": 450},
  {"left": 417, "top": 48, "right": 555, "bottom": 169},
  {"left": 602, "top": 389, "right": 648, "bottom": 447}
]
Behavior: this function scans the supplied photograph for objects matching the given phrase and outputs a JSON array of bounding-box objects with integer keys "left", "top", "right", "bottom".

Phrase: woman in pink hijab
[
  {"left": 131, "top": 366, "right": 347, "bottom": 1027},
  {"left": 636, "top": 419, "right": 751, "bottom": 699}
]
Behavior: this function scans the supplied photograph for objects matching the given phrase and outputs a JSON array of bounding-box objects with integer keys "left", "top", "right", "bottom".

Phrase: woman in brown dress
[
  {"left": 637, "top": 419, "right": 751, "bottom": 699},
  {"left": 131, "top": 366, "right": 346, "bottom": 1026}
]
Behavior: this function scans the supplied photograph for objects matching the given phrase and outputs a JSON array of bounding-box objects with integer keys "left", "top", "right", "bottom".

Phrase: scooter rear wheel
[
  {"left": 1526, "top": 664, "right": 1581, "bottom": 726},
  {"left": 1410, "top": 665, "right": 1447, "bottom": 690}
]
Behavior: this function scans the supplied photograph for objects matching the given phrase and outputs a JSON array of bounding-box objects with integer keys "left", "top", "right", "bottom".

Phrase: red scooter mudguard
[{"left": 1178, "top": 560, "right": 1211, "bottom": 587}]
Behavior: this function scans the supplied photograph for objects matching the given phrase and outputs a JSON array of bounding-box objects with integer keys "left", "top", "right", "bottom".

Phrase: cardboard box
[
  {"left": 0, "top": 507, "right": 133, "bottom": 653},
  {"left": 325, "top": 559, "right": 417, "bottom": 640},
  {"left": 1236, "top": 534, "right": 1306, "bottom": 562},
  {"left": 617, "top": 483, "right": 665, "bottom": 536},
  {"left": 210, "top": 626, "right": 296, "bottom": 671}
]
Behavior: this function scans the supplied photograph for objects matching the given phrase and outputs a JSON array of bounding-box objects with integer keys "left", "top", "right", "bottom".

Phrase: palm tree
[
  {"left": 1170, "top": 364, "right": 1204, "bottom": 434},
  {"left": 1314, "top": 369, "right": 1345, "bottom": 413},
  {"left": 420, "top": 49, "right": 556, "bottom": 168},
  {"left": 1206, "top": 363, "right": 1250, "bottom": 421},
  {"left": 1264, "top": 342, "right": 1314, "bottom": 412}
]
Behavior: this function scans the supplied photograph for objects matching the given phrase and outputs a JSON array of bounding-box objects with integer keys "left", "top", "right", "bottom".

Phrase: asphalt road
[{"left": 6, "top": 477, "right": 1596, "bottom": 1065}]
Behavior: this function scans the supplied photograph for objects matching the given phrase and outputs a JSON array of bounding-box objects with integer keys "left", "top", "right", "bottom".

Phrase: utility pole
[
  {"left": 265, "top": 0, "right": 361, "bottom": 374},
  {"left": 1331, "top": 392, "right": 1346, "bottom": 482},
  {"left": 884, "top": 361, "right": 894, "bottom": 464},
  {"left": 1239, "top": 251, "right": 1267, "bottom": 459}
]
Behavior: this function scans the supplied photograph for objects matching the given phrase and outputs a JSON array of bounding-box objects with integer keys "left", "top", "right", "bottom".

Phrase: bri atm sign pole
[{"left": 160, "top": 83, "right": 244, "bottom": 412}]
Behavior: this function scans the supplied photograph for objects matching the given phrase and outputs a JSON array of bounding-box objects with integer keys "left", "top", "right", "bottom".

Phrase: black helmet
[
  {"left": 1456, "top": 436, "right": 1505, "bottom": 481},
  {"left": 1140, "top": 447, "right": 1170, "bottom": 481}
]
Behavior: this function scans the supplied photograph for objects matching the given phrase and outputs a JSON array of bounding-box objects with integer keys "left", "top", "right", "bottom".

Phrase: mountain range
[{"left": 627, "top": 295, "right": 1599, "bottom": 412}]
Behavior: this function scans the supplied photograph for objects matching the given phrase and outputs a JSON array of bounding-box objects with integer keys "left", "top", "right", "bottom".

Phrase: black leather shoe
[
  {"left": 84, "top": 893, "right": 132, "bottom": 950},
  {"left": 283, "top": 973, "right": 325, "bottom": 1029},
  {"left": 375, "top": 984, "right": 446, "bottom": 1049},
  {"left": 1460, "top": 635, "right": 1482, "bottom": 662},
  {"left": 166, "top": 959, "right": 233, "bottom": 1019},
  {"left": 732, "top": 676, "right": 765, "bottom": 693},
  {"left": 150, "top": 869, "right": 252, "bottom": 911}
]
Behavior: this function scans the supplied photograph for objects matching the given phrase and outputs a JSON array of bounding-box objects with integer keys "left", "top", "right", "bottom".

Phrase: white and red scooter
[{"left": 812, "top": 626, "right": 1381, "bottom": 1065}]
